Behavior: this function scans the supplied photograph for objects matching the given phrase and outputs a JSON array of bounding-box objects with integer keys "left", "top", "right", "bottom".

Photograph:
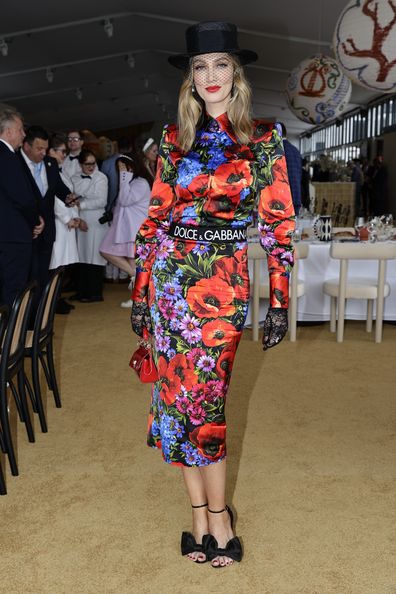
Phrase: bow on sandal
[
  {"left": 181, "top": 503, "right": 208, "bottom": 564},
  {"left": 203, "top": 506, "right": 243, "bottom": 567}
]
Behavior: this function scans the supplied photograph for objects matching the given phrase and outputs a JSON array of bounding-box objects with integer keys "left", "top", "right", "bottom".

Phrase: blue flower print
[
  {"left": 197, "top": 131, "right": 214, "bottom": 147},
  {"left": 181, "top": 442, "right": 200, "bottom": 466},
  {"left": 163, "top": 280, "right": 182, "bottom": 301},
  {"left": 157, "top": 334, "right": 171, "bottom": 352},
  {"left": 151, "top": 419, "right": 160, "bottom": 437},
  {"left": 162, "top": 415, "right": 184, "bottom": 442},
  {"left": 239, "top": 187, "right": 251, "bottom": 201},
  {"left": 174, "top": 298, "right": 188, "bottom": 317},
  {"left": 192, "top": 243, "right": 210, "bottom": 256},
  {"left": 177, "top": 154, "right": 202, "bottom": 188},
  {"left": 207, "top": 150, "right": 228, "bottom": 171},
  {"left": 182, "top": 205, "right": 198, "bottom": 221},
  {"left": 169, "top": 318, "right": 180, "bottom": 332}
]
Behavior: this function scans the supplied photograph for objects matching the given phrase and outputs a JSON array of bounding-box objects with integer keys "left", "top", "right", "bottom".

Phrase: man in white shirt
[
  {"left": 18, "top": 125, "right": 75, "bottom": 317},
  {"left": 62, "top": 129, "right": 84, "bottom": 179}
]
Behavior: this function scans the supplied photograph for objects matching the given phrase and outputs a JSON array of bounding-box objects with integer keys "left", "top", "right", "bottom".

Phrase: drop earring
[{"left": 192, "top": 84, "right": 196, "bottom": 94}]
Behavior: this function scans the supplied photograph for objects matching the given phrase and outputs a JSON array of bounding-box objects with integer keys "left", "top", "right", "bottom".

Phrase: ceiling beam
[
  {"left": 0, "top": 11, "right": 331, "bottom": 48},
  {"left": 2, "top": 84, "right": 158, "bottom": 103},
  {"left": 0, "top": 49, "right": 164, "bottom": 79},
  {"left": 0, "top": 49, "right": 291, "bottom": 80}
]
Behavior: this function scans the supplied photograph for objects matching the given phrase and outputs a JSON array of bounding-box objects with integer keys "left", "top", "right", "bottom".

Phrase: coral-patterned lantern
[
  {"left": 286, "top": 54, "right": 352, "bottom": 125},
  {"left": 334, "top": 0, "right": 396, "bottom": 92}
]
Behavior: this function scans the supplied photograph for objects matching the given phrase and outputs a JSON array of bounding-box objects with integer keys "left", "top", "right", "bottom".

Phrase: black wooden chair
[
  {"left": 0, "top": 283, "right": 36, "bottom": 477},
  {"left": 0, "top": 304, "right": 9, "bottom": 495},
  {"left": 24, "top": 267, "right": 64, "bottom": 433}
]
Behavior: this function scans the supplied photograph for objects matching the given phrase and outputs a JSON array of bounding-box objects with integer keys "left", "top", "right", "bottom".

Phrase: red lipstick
[{"left": 205, "top": 86, "right": 221, "bottom": 93}]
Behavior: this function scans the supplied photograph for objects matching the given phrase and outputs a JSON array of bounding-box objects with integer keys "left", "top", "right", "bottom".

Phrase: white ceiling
[{"left": 0, "top": 0, "right": 379, "bottom": 137}]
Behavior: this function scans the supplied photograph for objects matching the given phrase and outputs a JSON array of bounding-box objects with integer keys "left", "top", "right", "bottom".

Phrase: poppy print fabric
[{"left": 133, "top": 113, "right": 295, "bottom": 466}]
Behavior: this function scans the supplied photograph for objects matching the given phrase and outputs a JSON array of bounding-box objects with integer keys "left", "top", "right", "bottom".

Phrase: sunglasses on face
[{"left": 83, "top": 161, "right": 96, "bottom": 166}]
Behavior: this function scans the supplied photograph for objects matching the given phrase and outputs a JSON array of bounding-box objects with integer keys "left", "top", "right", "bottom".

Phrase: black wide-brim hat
[{"left": 168, "top": 21, "right": 258, "bottom": 70}]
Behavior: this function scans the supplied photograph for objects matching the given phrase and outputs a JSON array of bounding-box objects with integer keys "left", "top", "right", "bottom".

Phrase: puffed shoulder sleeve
[
  {"left": 253, "top": 122, "right": 295, "bottom": 309},
  {"left": 132, "top": 125, "right": 178, "bottom": 303}
]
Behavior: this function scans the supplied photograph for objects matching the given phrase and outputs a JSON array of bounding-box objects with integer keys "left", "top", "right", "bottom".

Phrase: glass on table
[
  {"left": 367, "top": 217, "right": 379, "bottom": 243},
  {"left": 354, "top": 216, "right": 366, "bottom": 230},
  {"left": 380, "top": 214, "right": 394, "bottom": 240},
  {"left": 354, "top": 216, "right": 366, "bottom": 240},
  {"left": 292, "top": 228, "right": 301, "bottom": 243}
]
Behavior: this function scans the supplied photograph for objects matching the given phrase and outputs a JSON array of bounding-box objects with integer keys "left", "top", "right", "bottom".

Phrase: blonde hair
[{"left": 177, "top": 55, "right": 253, "bottom": 152}]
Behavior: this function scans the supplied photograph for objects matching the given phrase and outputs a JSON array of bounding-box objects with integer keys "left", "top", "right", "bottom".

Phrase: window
[{"left": 300, "top": 93, "right": 396, "bottom": 159}]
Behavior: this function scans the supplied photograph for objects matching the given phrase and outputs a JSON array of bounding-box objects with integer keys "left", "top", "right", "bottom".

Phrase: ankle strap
[
  {"left": 208, "top": 505, "right": 228, "bottom": 514},
  {"left": 191, "top": 502, "right": 208, "bottom": 509}
]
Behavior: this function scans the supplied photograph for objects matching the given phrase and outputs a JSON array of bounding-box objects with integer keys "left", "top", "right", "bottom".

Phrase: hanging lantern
[
  {"left": 286, "top": 54, "right": 352, "bottom": 125},
  {"left": 333, "top": 0, "right": 396, "bottom": 92}
]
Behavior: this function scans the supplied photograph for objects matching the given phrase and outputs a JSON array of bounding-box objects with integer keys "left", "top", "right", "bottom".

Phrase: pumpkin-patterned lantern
[
  {"left": 333, "top": 0, "right": 396, "bottom": 92},
  {"left": 286, "top": 54, "right": 352, "bottom": 125}
]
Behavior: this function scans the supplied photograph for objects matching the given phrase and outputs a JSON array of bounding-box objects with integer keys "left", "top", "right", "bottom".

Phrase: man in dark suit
[
  {"left": 280, "top": 123, "right": 302, "bottom": 216},
  {"left": 0, "top": 107, "right": 44, "bottom": 307},
  {"left": 18, "top": 125, "right": 76, "bottom": 313}
]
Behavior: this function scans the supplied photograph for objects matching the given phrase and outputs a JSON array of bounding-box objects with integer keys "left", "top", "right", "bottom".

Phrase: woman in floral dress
[{"left": 131, "top": 21, "right": 295, "bottom": 568}]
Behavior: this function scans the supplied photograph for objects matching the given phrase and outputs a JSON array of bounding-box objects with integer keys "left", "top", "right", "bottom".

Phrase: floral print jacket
[{"left": 133, "top": 113, "right": 295, "bottom": 308}]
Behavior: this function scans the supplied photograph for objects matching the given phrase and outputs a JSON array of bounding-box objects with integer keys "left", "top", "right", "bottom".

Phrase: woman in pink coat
[{"left": 100, "top": 152, "right": 151, "bottom": 306}]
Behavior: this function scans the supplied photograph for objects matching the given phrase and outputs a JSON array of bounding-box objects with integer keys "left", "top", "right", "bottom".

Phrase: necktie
[
  {"left": 33, "top": 162, "right": 45, "bottom": 196},
  {"left": 69, "top": 155, "right": 79, "bottom": 160},
  {"left": 81, "top": 175, "right": 91, "bottom": 179}
]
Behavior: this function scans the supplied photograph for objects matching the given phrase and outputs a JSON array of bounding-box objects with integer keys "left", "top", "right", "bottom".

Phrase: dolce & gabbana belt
[{"left": 169, "top": 222, "right": 248, "bottom": 243}]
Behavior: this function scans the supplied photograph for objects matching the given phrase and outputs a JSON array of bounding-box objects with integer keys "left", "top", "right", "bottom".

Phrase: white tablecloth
[
  {"left": 246, "top": 241, "right": 396, "bottom": 323},
  {"left": 297, "top": 242, "right": 396, "bottom": 321}
]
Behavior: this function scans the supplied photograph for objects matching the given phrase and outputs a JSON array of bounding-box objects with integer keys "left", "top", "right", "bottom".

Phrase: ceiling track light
[
  {"left": 75, "top": 87, "right": 83, "bottom": 101},
  {"left": 0, "top": 38, "right": 8, "bottom": 57},
  {"left": 103, "top": 18, "right": 114, "bottom": 38},
  {"left": 126, "top": 53, "right": 135, "bottom": 69},
  {"left": 143, "top": 77, "right": 149, "bottom": 89},
  {"left": 161, "top": 104, "right": 166, "bottom": 113},
  {"left": 46, "top": 67, "right": 54, "bottom": 83},
  {"left": 155, "top": 94, "right": 160, "bottom": 104}
]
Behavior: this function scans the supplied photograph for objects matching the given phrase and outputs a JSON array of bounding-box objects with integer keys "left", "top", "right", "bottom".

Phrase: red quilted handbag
[{"left": 129, "top": 330, "right": 158, "bottom": 383}]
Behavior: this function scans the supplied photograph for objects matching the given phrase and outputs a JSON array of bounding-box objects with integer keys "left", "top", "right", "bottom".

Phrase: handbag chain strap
[
  {"left": 137, "top": 337, "right": 153, "bottom": 350},
  {"left": 138, "top": 328, "right": 153, "bottom": 350}
]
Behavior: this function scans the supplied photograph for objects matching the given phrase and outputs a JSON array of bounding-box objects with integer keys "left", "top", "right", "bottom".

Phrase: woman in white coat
[
  {"left": 71, "top": 149, "right": 108, "bottom": 302},
  {"left": 49, "top": 135, "right": 80, "bottom": 270},
  {"left": 100, "top": 152, "right": 151, "bottom": 307},
  {"left": 48, "top": 134, "right": 86, "bottom": 314}
]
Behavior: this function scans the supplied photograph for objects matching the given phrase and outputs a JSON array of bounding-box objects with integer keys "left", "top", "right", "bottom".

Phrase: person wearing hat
[
  {"left": 131, "top": 21, "right": 295, "bottom": 568},
  {"left": 141, "top": 137, "right": 159, "bottom": 187}
]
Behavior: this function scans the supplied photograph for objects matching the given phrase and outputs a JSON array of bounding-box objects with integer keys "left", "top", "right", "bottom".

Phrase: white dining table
[{"left": 245, "top": 240, "right": 396, "bottom": 324}]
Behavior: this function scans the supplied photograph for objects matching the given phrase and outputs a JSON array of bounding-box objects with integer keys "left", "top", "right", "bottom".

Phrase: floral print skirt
[{"left": 147, "top": 235, "right": 250, "bottom": 466}]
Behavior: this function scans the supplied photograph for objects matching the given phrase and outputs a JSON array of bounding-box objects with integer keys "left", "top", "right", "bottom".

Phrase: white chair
[
  {"left": 323, "top": 242, "right": 396, "bottom": 343},
  {"left": 247, "top": 243, "right": 266, "bottom": 341},
  {"left": 289, "top": 242, "right": 309, "bottom": 341},
  {"left": 247, "top": 242, "right": 309, "bottom": 342}
]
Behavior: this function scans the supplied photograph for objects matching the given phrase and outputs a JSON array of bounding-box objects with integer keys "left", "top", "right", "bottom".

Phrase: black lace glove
[
  {"left": 262, "top": 308, "right": 288, "bottom": 351},
  {"left": 131, "top": 301, "right": 152, "bottom": 338}
]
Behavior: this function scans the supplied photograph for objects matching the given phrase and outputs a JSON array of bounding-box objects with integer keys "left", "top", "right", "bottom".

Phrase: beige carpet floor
[{"left": 1, "top": 283, "right": 395, "bottom": 594}]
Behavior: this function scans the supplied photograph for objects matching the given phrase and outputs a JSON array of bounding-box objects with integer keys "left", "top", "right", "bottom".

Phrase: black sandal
[
  {"left": 203, "top": 506, "right": 243, "bottom": 567},
  {"left": 181, "top": 502, "right": 208, "bottom": 564}
]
